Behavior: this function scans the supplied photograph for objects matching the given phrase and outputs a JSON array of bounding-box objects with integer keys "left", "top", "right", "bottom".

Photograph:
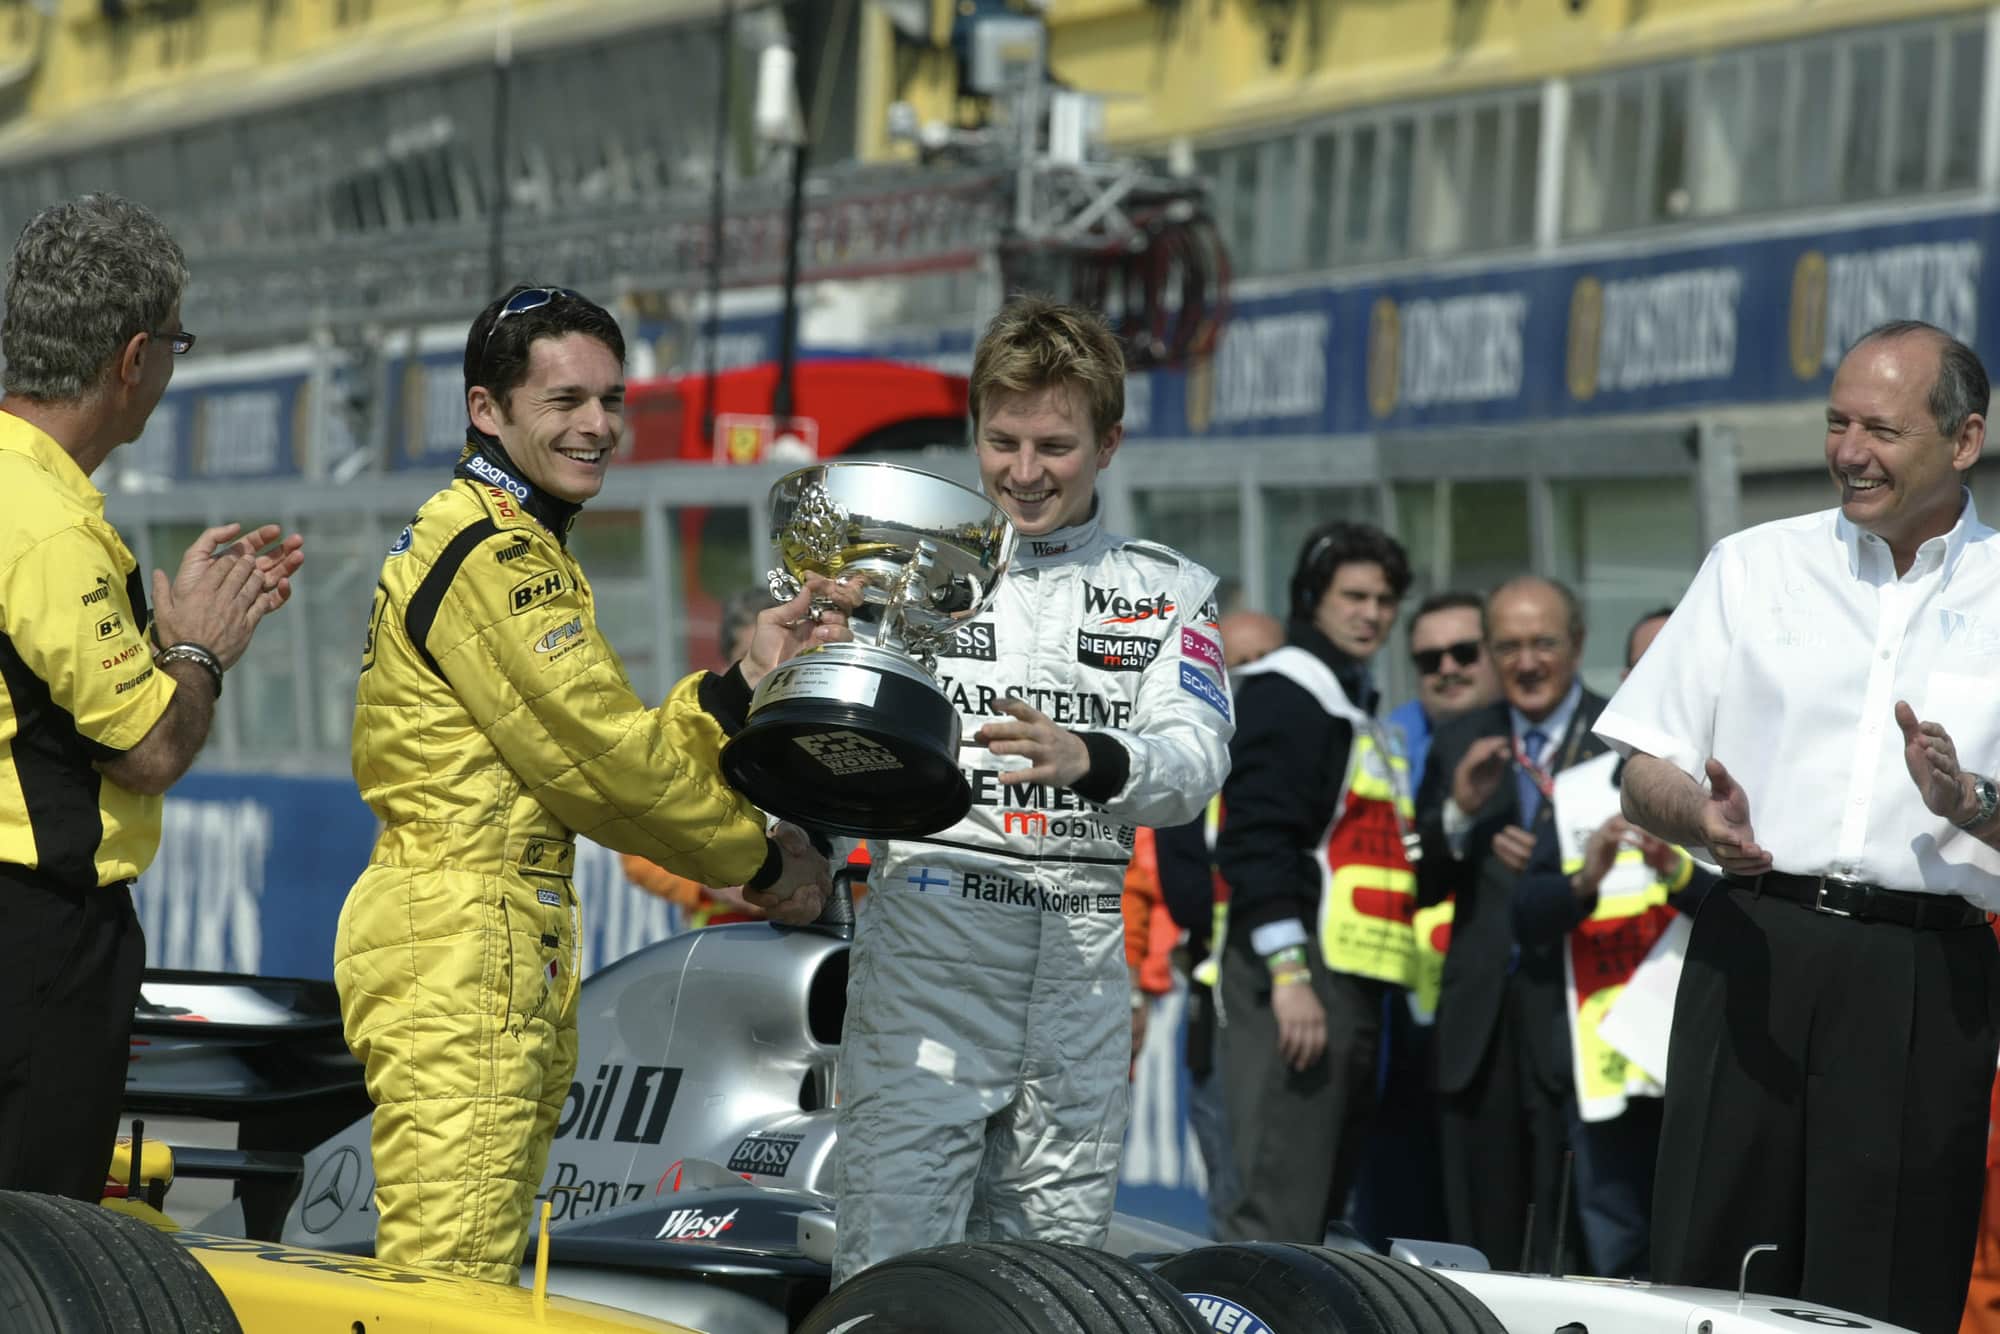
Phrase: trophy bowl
[{"left": 719, "top": 461, "right": 1017, "bottom": 838}]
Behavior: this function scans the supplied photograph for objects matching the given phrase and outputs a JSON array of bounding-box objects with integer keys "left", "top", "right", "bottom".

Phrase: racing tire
[
  {"left": 0, "top": 1192, "right": 241, "bottom": 1333},
  {"left": 796, "top": 1240, "right": 1209, "bottom": 1334},
  {"left": 1158, "top": 1241, "right": 1506, "bottom": 1334}
]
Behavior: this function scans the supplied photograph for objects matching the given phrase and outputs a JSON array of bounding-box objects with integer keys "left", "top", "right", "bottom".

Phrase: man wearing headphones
[{"left": 1211, "top": 521, "right": 1415, "bottom": 1241}]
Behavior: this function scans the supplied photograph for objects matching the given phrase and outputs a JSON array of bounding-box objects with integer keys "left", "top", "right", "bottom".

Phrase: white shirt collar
[
  {"left": 1837, "top": 487, "right": 1984, "bottom": 586},
  {"left": 1013, "top": 498, "right": 1106, "bottom": 568},
  {"left": 1512, "top": 678, "right": 1583, "bottom": 755}
]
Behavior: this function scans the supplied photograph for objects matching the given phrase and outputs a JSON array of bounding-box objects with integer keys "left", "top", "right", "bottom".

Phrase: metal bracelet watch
[
  {"left": 1957, "top": 773, "right": 1998, "bottom": 831},
  {"left": 155, "top": 641, "right": 224, "bottom": 700}
]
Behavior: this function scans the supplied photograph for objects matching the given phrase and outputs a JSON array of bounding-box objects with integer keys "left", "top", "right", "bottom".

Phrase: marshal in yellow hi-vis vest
[
  {"left": 1552, "top": 750, "right": 1692, "bottom": 1122},
  {"left": 1229, "top": 647, "right": 1420, "bottom": 989}
]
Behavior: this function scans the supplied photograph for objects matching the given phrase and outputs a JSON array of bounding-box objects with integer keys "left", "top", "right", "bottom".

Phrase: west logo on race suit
[
  {"left": 933, "top": 621, "right": 997, "bottom": 662},
  {"left": 1076, "top": 630, "right": 1161, "bottom": 672},
  {"left": 1083, "top": 582, "right": 1175, "bottom": 625}
]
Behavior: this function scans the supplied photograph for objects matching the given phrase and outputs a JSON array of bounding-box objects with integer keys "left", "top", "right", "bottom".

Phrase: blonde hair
[{"left": 968, "top": 295, "right": 1125, "bottom": 445}]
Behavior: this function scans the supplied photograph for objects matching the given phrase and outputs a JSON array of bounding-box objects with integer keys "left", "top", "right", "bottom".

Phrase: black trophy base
[{"left": 720, "top": 671, "right": 970, "bottom": 839}]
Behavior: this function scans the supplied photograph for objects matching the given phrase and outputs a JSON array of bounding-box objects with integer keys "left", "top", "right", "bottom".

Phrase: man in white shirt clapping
[{"left": 1596, "top": 319, "right": 2000, "bottom": 1334}]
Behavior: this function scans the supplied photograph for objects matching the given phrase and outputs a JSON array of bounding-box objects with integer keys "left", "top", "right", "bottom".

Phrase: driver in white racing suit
[{"left": 833, "top": 297, "right": 1234, "bottom": 1283}]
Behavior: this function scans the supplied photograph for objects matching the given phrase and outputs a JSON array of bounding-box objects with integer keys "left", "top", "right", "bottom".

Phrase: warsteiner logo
[{"left": 1083, "top": 582, "right": 1174, "bottom": 625}]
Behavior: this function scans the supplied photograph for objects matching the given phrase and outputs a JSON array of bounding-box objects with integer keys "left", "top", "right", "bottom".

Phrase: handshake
[{"left": 743, "top": 820, "right": 837, "bottom": 925}]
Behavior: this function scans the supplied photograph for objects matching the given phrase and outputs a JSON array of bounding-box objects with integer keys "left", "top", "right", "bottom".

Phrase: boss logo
[{"left": 935, "top": 622, "right": 996, "bottom": 661}]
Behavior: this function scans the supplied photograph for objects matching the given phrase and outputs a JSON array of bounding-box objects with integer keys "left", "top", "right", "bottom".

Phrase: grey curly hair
[{"left": 3, "top": 194, "right": 188, "bottom": 401}]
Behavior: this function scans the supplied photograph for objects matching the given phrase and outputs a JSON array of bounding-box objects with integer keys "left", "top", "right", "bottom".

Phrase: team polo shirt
[{"left": 0, "top": 412, "right": 178, "bottom": 888}]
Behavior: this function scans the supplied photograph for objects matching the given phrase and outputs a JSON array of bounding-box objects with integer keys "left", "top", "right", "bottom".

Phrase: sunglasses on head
[
  {"left": 480, "top": 286, "right": 584, "bottom": 371},
  {"left": 1413, "top": 640, "right": 1482, "bottom": 675}
]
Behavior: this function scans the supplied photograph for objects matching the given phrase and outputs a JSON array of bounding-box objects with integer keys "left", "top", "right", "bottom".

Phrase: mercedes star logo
[{"left": 300, "top": 1145, "right": 363, "bottom": 1234}]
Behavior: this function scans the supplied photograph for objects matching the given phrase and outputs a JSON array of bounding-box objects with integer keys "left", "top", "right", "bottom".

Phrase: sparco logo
[
  {"left": 934, "top": 622, "right": 996, "bottom": 661},
  {"left": 727, "top": 1133, "right": 803, "bottom": 1175},
  {"left": 1076, "top": 630, "right": 1159, "bottom": 672},
  {"left": 656, "top": 1207, "right": 738, "bottom": 1241},
  {"left": 1083, "top": 582, "right": 1175, "bottom": 625},
  {"left": 467, "top": 454, "right": 530, "bottom": 500}
]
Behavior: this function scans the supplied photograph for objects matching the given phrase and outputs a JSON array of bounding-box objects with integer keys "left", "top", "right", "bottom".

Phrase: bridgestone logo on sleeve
[{"left": 794, "top": 730, "right": 904, "bottom": 775}]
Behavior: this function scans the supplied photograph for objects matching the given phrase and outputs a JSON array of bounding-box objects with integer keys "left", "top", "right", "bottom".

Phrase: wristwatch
[{"left": 1957, "top": 774, "right": 1999, "bottom": 831}]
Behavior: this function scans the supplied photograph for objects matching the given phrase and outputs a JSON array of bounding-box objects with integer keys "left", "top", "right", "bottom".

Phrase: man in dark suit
[
  {"left": 1415, "top": 575, "right": 1604, "bottom": 1271},
  {"left": 1510, "top": 606, "right": 1717, "bottom": 1279}
]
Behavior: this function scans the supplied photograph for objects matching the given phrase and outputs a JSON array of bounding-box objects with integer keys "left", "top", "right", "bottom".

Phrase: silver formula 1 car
[{"left": 124, "top": 911, "right": 1922, "bottom": 1334}]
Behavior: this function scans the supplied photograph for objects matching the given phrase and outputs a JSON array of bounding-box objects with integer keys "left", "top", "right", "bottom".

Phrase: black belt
[{"left": 1731, "top": 872, "right": 1990, "bottom": 930}]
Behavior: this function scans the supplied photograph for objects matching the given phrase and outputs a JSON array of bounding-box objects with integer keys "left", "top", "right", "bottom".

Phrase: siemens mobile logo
[{"left": 467, "top": 454, "right": 530, "bottom": 500}]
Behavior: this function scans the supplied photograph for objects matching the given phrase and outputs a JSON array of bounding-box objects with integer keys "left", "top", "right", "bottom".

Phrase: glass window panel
[
  {"left": 1604, "top": 79, "right": 1644, "bottom": 231},
  {"left": 1305, "top": 132, "right": 1338, "bottom": 268},
  {"left": 674, "top": 505, "right": 759, "bottom": 675},
  {"left": 1382, "top": 119, "right": 1415, "bottom": 259},
  {"left": 1652, "top": 71, "right": 1689, "bottom": 222},
  {"left": 1466, "top": 105, "right": 1504, "bottom": 246},
  {"left": 1264, "top": 135, "right": 1300, "bottom": 273},
  {"left": 1797, "top": 44, "right": 1837, "bottom": 203},
  {"left": 1444, "top": 481, "right": 1532, "bottom": 598},
  {"left": 1740, "top": 52, "right": 1787, "bottom": 213},
  {"left": 1563, "top": 87, "right": 1606, "bottom": 237},
  {"left": 1344, "top": 124, "right": 1378, "bottom": 254},
  {"left": 1133, "top": 489, "right": 1244, "bottom": 609},
  {"left": 1692, "top": 57, "right": 1744, "bottom": 216},
  {"left": 567, "top": 508, "right": 656, "bottom": 694},
  {"left": 1416, "top": 110, "right": 1462, "bottom": 255},
  {"left": 300, "top": 515, "right": 394, "bottom": 758},
  {"left": 1843, "top": 40, "right": 1887, "bottom": 200},
  {"left": 1507, "top": 99, "right": 1540, "bottom": 245},
  {"left": 1892, "top": 32, "right": 1936, "bottom": 192},
  {"left": 1945, "top": 24, "right": 1985, "bottom": 189},
  {"left": 1547, "top": 478, "right": 1700, "bottom": 696},
  {"left": 1229, "top": 146, "right": 1262, "bottom": 275}
]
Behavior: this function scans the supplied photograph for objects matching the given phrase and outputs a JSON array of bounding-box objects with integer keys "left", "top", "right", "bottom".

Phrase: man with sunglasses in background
[
  {"left": 1388, "top": 592, "right": 1499, "bottom": 794},
  {"left": 336, "top": 284, "right": 846, "bottom": 1283},
  {"left": 0, "top": 194, "right": 304, "bottom": 1202}
]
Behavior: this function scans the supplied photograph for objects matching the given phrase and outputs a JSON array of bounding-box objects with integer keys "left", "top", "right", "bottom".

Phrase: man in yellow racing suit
[{"left": 336, "top": 286, "right": 838, "bottom": 1283}]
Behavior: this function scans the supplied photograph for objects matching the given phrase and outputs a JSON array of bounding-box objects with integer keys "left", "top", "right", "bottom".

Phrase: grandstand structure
[{"left": 0, "top": 0, "right": 1989, "bottom": 773}]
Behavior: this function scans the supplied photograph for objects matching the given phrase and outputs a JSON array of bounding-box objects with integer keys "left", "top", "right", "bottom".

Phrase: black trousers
[
  {"left": 1653, "top": 885, "right": 1998, "bottom": 1334},
  {"left": 1438, "top": 977, "right": 1570, "bottom": 1272},
  {"left": 1216, "top": 944, "right": 1383, "bottom": 1243},
  {"left": 0, "top": 875, "right": 145, "bottom": 1200}
]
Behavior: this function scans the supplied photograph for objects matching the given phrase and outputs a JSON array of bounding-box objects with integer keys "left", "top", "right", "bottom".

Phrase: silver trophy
[{"left": 719, "top": 461, "right": 1017, "bottom": 837}]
